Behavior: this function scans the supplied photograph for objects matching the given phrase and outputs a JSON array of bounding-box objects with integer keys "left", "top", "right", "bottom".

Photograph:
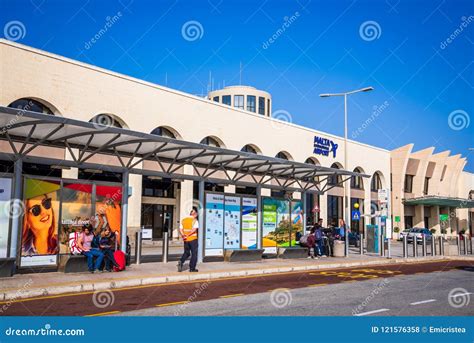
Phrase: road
[{"left": 1, "top": 259, "right": 472, "bottom": 316}]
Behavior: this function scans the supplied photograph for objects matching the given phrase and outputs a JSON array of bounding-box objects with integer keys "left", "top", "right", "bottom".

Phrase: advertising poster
[
  {"left": 262, "top": 198, "right": 277, "bottom": 253},
  {"left": 60, "top": 183, "right": 93, "bottom": 254},
  {"left": 0, "top": 177, "right": 12, "bottom": 258},
  {"left": 290, "top": 200, "right": 304, "bottom": 247},
  {"left": 224, "top": 196, "right": 241, "bottom": 249},
  {"left": 94, "top": 185, "right": 122, "bottom": 244},
  {"left": 205, "top": 193, "right": 224, "bottom": 256},
  {"left": 241, "top": 197, "right": 257, "bottom": 249},
  {"left": 275, "top": 199, "right": 291, "bottom": 247},
  {"left": 21, "top": 178, "right": 60, "bottom": 267}
]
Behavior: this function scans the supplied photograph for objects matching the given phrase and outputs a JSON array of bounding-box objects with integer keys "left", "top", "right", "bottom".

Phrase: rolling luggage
[{"left": 113, "top": 238, "right": 126, "bottom": 272}]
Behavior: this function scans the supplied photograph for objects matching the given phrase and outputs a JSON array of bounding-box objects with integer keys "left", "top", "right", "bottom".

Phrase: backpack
[
  {"left": 314, "top": 228, "right": 322, "bottom": 240},
  {"left": 299, "top": 234, "right": 309, "bottom": 246},
  {"left": 307, "top": 234, "right": 316, "bottom": 247}
]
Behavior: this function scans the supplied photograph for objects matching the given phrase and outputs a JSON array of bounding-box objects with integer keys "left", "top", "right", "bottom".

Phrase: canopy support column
[
  {"left": 302, "top": 191, "right": 307, "bottom": 234},
  {"left": 120, "top": 170, "right": 129, "bottom": 253},
  {"left": 197, "top": 180, "right": 205, "bottom": 263},
  {"left": 257, "top": 185, "right": 262, "bottom": 249},
  {"left": 9, "top": 158, "right": 23, "bottom": 261}
]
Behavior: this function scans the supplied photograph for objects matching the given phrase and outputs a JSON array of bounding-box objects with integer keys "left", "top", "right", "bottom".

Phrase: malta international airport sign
[{"left": 313, "top": 136, "right": 338, "bottom": 158}]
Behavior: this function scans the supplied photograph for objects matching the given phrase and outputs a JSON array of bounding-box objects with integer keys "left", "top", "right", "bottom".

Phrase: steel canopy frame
[{"left": 0, "top": 106, "right": 368, "bottom": 192}]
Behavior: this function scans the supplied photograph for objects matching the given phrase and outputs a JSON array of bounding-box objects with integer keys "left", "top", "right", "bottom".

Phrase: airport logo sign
[{"left": 313, "top": 136, "right": 338, "bottom": 158}]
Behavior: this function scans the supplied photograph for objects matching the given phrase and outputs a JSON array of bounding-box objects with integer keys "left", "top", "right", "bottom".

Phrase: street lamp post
[{"left": 320, "top": 86, "right": 374, "bottom": 257}]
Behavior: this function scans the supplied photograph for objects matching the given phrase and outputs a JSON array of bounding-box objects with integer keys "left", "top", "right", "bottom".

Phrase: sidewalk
[{"left": 1, "top": 253, "right": 472, "bottom": 302}]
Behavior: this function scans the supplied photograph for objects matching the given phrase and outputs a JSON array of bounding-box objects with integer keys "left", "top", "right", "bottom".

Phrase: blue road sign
[{"left": 352, "top": 210, "right": 361, "bottom": 221}]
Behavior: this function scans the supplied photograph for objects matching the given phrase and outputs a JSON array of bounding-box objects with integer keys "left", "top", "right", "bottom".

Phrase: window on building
[
  {"left": 404, "top": 174, "right": 414, "bottom": 193},
  {"left": 213, "top": 96, "right": 219, "bottom": 102},
  {"left": 351, "top": 168, "right": 364, "bottom": 189},
  {"left": 327, "top": 195, "right": 342, "bottom": 227},
  {"left": 241, "top": 144, "right": 258, "bottom": 154},
  {"left": 142, "top": 177, "right": 175, "bottom": 198},
  {"left": 328, "top": 163, "right": 343, "bottom": 186},
  {"left": 275, "top": 151, "right": 289, "bottom": 160},
  {"left": 9, "top": 98, "right": 54, "bottom": 115},
  {"left": 89, "top": 114, "right": 123, "bottom": 128},
  {"left": 247, "top": 95, "right": 256, "bottom": 112},
  {"left": 267, "top": 99, "right": 271, "bottom": 116},
  {"left": 234, "top": 95, "right": 244, "bottom": 109},
  {"left": 423, "top": 177, "right": 430, "bottom": 195},
  {"left": 222, "top": 95, "right": 231, "bottom": 106},
  {"left": 371, "top": 173, "right": 382, "bottom": 191},
  {"left": 200, "top": 136, "right": 221, "bottom": 147},
  {"left": 258, "top": 97, "right": 265, "bottom": 115},
  {"left": 150, "top": 127, "right": 176, "bottom": 138},
  {"left": 440, "top": 165, "right": 447, "bottom": 181}
]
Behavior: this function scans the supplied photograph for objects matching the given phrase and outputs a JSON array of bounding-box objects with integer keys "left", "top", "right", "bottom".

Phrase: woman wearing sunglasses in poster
[{"left": 22, "top": 195, "right": 58, "bottom": 256}]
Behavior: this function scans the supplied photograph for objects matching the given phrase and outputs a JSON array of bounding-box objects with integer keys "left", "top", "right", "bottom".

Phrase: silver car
[
  {"left": 407, "top": 228, "right": 432, "bottom": 244},
  {"left": 398, "top": 228, "right": 412, "bottom": 241}
]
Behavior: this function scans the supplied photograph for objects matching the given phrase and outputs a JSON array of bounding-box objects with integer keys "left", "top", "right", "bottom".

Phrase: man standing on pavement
[{"left": 177, "top": 207, "right": 199, "bottom": 272}]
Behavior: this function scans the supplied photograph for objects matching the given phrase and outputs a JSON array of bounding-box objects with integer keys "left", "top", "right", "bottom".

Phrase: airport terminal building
[{"left": 0, "top": 40, "right": 472, "bottom": 271}]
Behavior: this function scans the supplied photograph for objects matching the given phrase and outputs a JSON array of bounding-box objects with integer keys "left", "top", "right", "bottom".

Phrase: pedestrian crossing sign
[{"left": 352, "top": 210, "right": 361, "bottom": 221}]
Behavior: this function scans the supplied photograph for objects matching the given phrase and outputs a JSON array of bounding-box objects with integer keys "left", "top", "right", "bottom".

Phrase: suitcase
[{"left": 113, "top": 238, "right": 126, "bottom": 272}]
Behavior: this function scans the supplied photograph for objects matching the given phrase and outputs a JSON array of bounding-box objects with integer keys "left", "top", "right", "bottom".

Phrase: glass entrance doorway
[{"left": 141, "top": 204, "right": 174, "bottom": 239}]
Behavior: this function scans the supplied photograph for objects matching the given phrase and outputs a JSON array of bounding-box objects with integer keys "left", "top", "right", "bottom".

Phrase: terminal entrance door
[{"left": 141, "top": 204, "right": 174, "bottom": 240}]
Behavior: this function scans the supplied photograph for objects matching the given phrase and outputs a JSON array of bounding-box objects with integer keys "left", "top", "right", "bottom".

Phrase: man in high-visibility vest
[{"left": 177, "top": 207, "right": 199, "bottom": 272}]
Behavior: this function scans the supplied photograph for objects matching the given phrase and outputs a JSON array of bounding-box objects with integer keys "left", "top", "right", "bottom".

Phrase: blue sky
[{"left": 2, "top": 0, "right": 473, "bottom": 171}]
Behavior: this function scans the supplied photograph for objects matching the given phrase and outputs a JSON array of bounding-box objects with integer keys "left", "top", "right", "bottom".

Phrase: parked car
[
  {"left": 398, "top": 228, "right": 412, "bottom": 241},
  {"left": 407, "top": 228, "right": 432, "bottom": 244}
]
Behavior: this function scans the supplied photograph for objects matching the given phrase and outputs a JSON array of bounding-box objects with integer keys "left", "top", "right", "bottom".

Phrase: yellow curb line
[
  {"left": 219, "top": 293, "right": 245, "bottom": 298},
  {"left": 85, "top": 310, "right": 121, "bottom": 317},
  {"left": 307, "top": 283, "right": 328, "bottom": 287},
  {"left": 156, "top": 301, "right": 189, "bottom": 307}
]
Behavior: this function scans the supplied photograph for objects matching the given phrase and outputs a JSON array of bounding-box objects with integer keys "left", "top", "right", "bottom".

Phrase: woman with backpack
[{"left": 99, "top": 226, "right": 119, "bottom": 272}]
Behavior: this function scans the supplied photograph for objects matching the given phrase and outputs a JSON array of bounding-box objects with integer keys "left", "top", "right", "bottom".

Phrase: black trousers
[{"left": 180, "top": 240, "right": 198, "bottom": 270}]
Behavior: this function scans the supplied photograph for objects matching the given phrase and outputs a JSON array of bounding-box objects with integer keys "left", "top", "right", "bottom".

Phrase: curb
[{"left": 0, "top": 256, "right": 472, "bottom": 302}]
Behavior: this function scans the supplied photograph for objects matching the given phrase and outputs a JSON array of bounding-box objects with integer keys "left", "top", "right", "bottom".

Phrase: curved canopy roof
[{"left": 0, "top": 106, "right": 368, "bottom": 193}]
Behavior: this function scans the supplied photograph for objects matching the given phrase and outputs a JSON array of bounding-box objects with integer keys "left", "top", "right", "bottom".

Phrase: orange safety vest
[{"left": 181, "top": 216, "right": 197, "bottom": 242}]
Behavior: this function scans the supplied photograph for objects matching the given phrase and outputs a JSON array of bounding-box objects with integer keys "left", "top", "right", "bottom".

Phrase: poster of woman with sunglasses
[{"left": 21, "top": 179, "right": 60, "bottom": 265}]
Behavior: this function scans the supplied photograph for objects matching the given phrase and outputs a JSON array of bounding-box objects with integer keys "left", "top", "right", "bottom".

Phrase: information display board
[
  {"left": 0, "top": 177, "right": 12, "bottom": 258},
  {"left": 204, "top": 193, "right": 224, "bottom": 256},
  {"left": 262, "top": 198, "right": 278, "bottom": 253},
  {"left": 224, "top": 196, "right": 241, "bottom": 249},
  {"left": 241, "top": 197, "right": 257, "bottom": 249}
]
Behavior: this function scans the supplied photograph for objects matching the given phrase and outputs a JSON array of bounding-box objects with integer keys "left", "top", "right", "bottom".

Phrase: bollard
[
  {"left": 359, "top": 234, "right": 364, "bottom": 255},
  {"left": 439, "top": 236, "right": 444, "bottom": 256},
  {"left": 422, "top": 234, "right": 427, "bottom": 257},
  {"left": 462, "top": 235, "right": 467, "bottom": 255},
  {"left": 471, "top": 237, "right": 474, "bottom": 255},
  {"left": 403, "top": 235, "right": 408, "bottom": 258},
  {"left": 135, "top": 231, "right": 142, "bottom": 265},
  {"left": 412, "top": 238, "right": 417, "bottom": 258},
  {"left": 456, "top": 236, "right": 461, "bottom": 255},
  {"left": 380, "top": 237, "right": 385, "bottom": 257},
  {"left": 431, "top": 236, "right": 436, "bottom": 256},
  {"left": 162, "top": 231, "right": 169, "bottom": 263},
  {"left": 387, "top": 237, "right": 391, "bottom": 259}
]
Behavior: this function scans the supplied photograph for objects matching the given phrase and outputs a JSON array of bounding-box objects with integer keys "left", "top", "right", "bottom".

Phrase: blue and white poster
[
  {"left": 205, "top": 193, "right": 224, "bottom": 256},
  {"left": 242, "top": 197, "right": 257, "bottom": 249},
  {"left": 224, "top": 196, "right": 241, "bottom": 249}
]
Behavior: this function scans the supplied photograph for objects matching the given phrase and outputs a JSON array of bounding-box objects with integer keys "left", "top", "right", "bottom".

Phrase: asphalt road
[{"left": 1, "top": 259, "right": 472, "bottom": 316}]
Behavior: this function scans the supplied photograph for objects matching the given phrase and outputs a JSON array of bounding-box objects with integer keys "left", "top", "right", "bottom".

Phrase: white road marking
[
  {"left": 354, "top": 308, "right": 390, "bottom": 316},
  {"left": 449, "top": 292, "right": 472, "bottom": 298},
  {"left": 410, "top": 299, "right": 437, "bottom": 305}
]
